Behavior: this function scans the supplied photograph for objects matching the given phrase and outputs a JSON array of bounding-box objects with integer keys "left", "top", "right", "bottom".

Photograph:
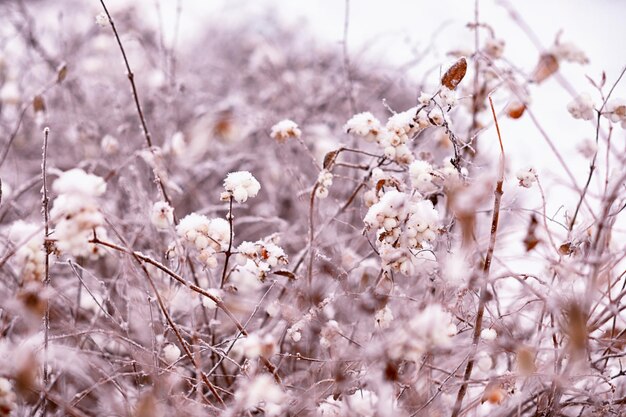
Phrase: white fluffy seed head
[
  {"left": 52, "top": 168, "right": 106, "bottom": 197},
  {"left": 100, "top": 134, "right": 119, "bottom": 155},
  {"left": 150, "top": 201, "right": 174, "bottom": 230},
  {"left": 516, "top": 167, "right": 537, "bottom": 188},
  {"left": 95, "top": 12, "right": 109, "bottom": 27},
  {"left": 223, "top": 171, "right": 261, "bottom": 203},
  {"left": 163, "top": 343, "right": 181, "bottom": 364},
  {"left": 481, "top": 328, "right": 497, "bottom": 341},
  {"left": 344, "top": 112, "right": 382, "bottom": 142}
]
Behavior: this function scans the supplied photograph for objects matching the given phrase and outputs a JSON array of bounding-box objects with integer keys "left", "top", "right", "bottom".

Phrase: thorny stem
[
  {"left": 450, "top": 96, "right": 504, "bottom": 417},
  {"left": 41, "top": 127, "right": 51, "bottom": 416}
]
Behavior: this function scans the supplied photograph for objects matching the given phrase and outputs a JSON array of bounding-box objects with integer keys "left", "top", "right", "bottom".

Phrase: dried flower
[
  {"left": 270, "top": 119, "right": 301, "bottom": 142},
  {"left": 150, "top": 201, "right": 174, "bottom": 230},
  {"left": 516, "top": 167, "right": 537, "bottom": 188},
  {"left": 162, "top": 344, "right": 181, "bottom": 364},
  {"left": 567, "top": 93, "right": 595, "bottom": 121},
  {"left": 222, "top": 171, "right": 261, "bottom": 203}
]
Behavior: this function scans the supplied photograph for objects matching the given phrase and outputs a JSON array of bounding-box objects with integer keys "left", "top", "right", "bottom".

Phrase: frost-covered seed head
[
  {"left": 567, "top": 93, "right": 595, "bottom": 121},
  {"left": 481, "top": 328, "right": 498, "bottom": 341},
  {"left": 344, "top": 112, "right": 382, "bottom": 142},
  {"left": 484, "top": 38, "right": 505, "bottom": 58},
  {"left": 95, "top": 12, "right": 109, "bottom": 27},
  {"left": 375, "top": 305, "right": 394, "bottom": 329},
  {"left": 603, "top": 98, "right": 626, "bottom": 127},
  {"left": 100, "top": 134, "right": 119, "bottom": 155},
  {"left": 150, "top": 201, "right": 174, "bottom": 230},
  {"left": 223, "top": 171, "right": 261, "bottom": 203},
  {"left": 439, "top": 87, "right": 457, "bottom": 107},
  {"left": 163, "top": 343, "right": 181, "bottom": 364},
  {"left": 316, "top": 186, "right": 329, "bottom": 199},
  {"left": 550, "top": 42, "right": 589, "bottom": 64},
  {"left": 52, "top": 168, "right": 106, "bottom": 197},
  {"left": 270, "top": 119, "right": 301, "bottom": 142},
  {"left": 516, "top": 167, "right": 537, "bottom": 188}
]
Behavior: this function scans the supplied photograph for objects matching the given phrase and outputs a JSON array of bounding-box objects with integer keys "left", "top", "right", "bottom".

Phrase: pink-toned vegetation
[{"left": 0, "top": 1, "right": 625, "bottom": 416}]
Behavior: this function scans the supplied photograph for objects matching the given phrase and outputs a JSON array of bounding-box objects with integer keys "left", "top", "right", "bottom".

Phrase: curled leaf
[
  {"left": 559, "top": 242, "right": 575, "bottom": 255},
  {"left": 532, "top": 53, "right": 559, "bottom": 83},
  {"left": 323, "top": 150, "right": 339, "bottom": 170},
  {"left": 441, "top": 57, "right": 467, "bottom": 90}
]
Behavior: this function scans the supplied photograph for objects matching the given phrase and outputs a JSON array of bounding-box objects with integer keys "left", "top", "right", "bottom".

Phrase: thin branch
[
  {"left": 41, "top": 126, "right": 51, "bottom": 417},
  {"left": 451, "top": 96, "right": 505, "bottom": 417},
  {"left": 97, "top": 0, "right": 172, "bottom": 203}
]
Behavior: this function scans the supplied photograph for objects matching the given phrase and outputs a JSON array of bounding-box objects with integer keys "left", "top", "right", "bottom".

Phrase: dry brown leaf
[
  {"left": 507, "top": 101, "right": 526, "bottom": 119},
  {"left": 57, "top": 63, "right": 68, "bottom": 83},
  {"left": 523, "top": 214, "right": 540, "bottom": 252},
  {"left": 33, "top": 95, "right": 45, "bottom": 113},
  {"left": 516, "top": 346, "right": 536, "bottom": 375},
  {"left": 323, "top": 150, "right": 339, "bottom": 170},
  {"left": 441, "top": 57, "right": 467, "bottom": 90},
  {"left": 566, "top": 303, "right": 588, "bottom": 354},
  {"left": 532, "top": 53, "right": 559, "bottom": 83}
]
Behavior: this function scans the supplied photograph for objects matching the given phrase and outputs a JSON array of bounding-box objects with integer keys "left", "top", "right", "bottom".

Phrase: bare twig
[
  {"left": 41, "top": 126, "right": 51, "bottom": 417},
  {"left": 451, "top": 96, "right": 505, "bottom": 417},
  {"left": 97, "top": 0, "right": 172, "bottom": 204}
]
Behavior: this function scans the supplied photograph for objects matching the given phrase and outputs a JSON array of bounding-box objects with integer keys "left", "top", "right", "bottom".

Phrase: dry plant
[{"left": 0, "top": 0, "right": 625, "bottom": 416}]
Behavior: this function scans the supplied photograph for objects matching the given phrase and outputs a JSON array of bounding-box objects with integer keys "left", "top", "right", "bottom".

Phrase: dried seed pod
[
  {"left": 56, "top": 62, "right": 68, "bottom": 83},
  {"left": 566, "top": 302, "right": 588, "bottom": 355},
  {"left": 532, "top": 53, "right": 559, "bottom": 83},
  {"left": 441, "top": 57, "right": 467, "bottom": 90},
  {"left": 516, "top": 346, "right": 536, "bottom": 375},
  {"left": 481, "top": 380, "right": 505, "bottom": 405},
  {"left": 33, "top": 95, "right": 46, "bottom": 113},
  {"left": 507, "top": 101, "right": 526, "bottom": 119}
]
